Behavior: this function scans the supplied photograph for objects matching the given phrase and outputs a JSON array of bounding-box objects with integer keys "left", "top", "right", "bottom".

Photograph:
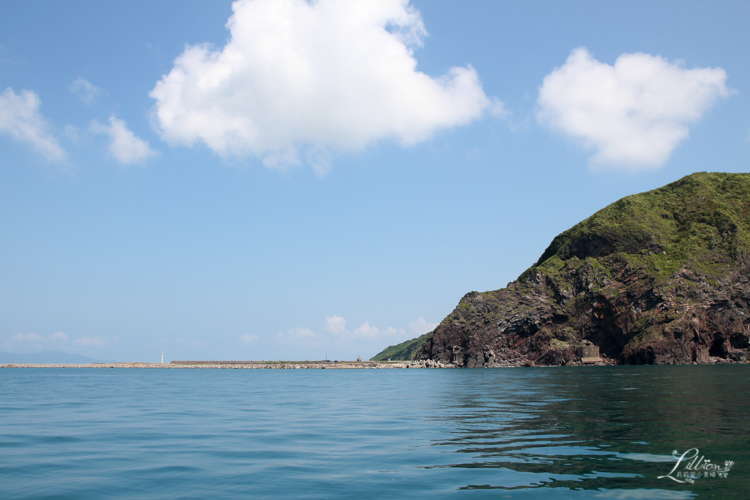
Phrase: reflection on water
[
  {"left": 428, "top": 366, "right": 750, "bottom": 498},
  {"left": 0, "top": 366, "right": 747, "bottom": 499}
]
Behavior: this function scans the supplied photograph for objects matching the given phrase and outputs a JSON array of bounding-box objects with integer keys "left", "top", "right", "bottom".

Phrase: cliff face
[{"left": 413, "top": 172, "right": 750, "bottom": 366}]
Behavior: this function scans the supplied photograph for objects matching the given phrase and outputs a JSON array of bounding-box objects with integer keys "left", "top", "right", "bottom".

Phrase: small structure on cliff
[{"left": 576, "top": 341, "right": 601, "bottom": 364}]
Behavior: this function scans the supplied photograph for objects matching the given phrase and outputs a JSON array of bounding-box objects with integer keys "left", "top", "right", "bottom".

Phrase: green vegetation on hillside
[
  {"left": 370, "top": 333, "right": 430, "bottom": 361},
  {"left": 530, "top": 172, "right": 750, "bottom": 282}
]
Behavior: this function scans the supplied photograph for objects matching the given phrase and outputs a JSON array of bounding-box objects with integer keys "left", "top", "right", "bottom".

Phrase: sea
[{"left": 1, "top": 365, "right": 748, "bottom": 499}]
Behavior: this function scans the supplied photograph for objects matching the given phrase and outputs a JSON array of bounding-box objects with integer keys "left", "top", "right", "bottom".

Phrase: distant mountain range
[{"left": 0, "top": 350, "right": 103, "bottom": 364}]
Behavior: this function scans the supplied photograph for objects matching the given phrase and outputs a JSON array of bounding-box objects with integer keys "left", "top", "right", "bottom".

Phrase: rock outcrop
[{"left": 408, "top": 172, "right": 750, "bottom": 366}]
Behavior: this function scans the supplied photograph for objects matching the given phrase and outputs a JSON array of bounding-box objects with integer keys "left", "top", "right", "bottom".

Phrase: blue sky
[{"left": 1, "top": 0, "right": 748, "bottom": 362}]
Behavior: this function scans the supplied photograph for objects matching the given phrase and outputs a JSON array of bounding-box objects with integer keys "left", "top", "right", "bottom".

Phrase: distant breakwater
[{"left": 0, "top": 360, "right": 448, "bottom": 369}]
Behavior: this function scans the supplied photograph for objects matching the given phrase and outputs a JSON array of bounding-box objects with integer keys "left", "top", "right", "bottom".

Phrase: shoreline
[
  {"left": 0, "top": 360, "right": 449, "bottom": 369},
  {"left": 2, "top": 358, "right": 745, "bottom": 369}
]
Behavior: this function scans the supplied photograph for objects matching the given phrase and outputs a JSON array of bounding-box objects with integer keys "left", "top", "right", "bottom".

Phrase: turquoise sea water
[{"left": 1, "top": 365, "right": 748, "bottom": 499}]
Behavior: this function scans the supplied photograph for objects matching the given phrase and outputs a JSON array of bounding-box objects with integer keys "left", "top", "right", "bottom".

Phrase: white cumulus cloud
[
  {"left": 0, "top": 87, "right": 66, "bottom": 161},
  {"left": 537, "top": 47, "right": 731, "bottom": 170},
  {"left": 325, "top": 315, "right": 347, "bottom": 334},
  {"left": 240, "top": 334, "right": 259, "bottom": 344},
  {"left": 91, "top": 115, "right": 157, "bottom": 164},
  {"left": 408, "top": 317, "right": 438, "bottom": 335},
  {"left": 50, "top": 331, "right": 69, "bottom": 341},
  {"left": 149, "top": 0, "right": 497, "bottom": 173}
]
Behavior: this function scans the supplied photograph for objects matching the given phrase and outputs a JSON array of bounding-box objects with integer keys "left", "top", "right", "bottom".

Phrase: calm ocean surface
[{"left": 1, "top": 365, "right": 748, "bottom": 499}]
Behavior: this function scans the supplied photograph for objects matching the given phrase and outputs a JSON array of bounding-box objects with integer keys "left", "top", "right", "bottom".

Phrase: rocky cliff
[{"left": 387, "top": 172, "right": 750, "bottom": 366}]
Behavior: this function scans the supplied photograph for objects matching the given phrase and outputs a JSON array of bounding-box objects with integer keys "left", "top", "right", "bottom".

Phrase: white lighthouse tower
[{"left": 161, "top": 350, "right": 164, "bottom": 364}]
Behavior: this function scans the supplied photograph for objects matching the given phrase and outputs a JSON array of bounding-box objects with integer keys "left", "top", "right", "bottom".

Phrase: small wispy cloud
[
  {"left": 74, "top": 336, "right": 105, "bottom": 347},
  {"left": 0, "top": 87, "right": 66, "bottom": 161},
  {"left": 261, "top": 314, "right": 436, "bottom": 359},
  {"left": 12, "top": 332, "right": 44, "bottom": 342},
  {"left": 11, "top": 331, "right": 69, "bottom": 343},
  {"left": 277, "top": 328, "right": 316, "bottom": 343},
  {"left": 350, "top": 322, "right": 405, "bottom": 339},
  {"left": 288, "top": 327, "right": 315, "bottom": 338},
  {"left": 353, "top": 322, "right": 382, "bottom": 338},
  {"left": 69, "top": 77, "right": 106, "bottom": 105},
  {"left": 322, "top": 315, "right": 435, "bottom": 340},
  {"left": 90, "top": 115, "right": 157, "bottom": 164},
  {"left": 408, "top": 317, "right": 438, "bottom": 335}
]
